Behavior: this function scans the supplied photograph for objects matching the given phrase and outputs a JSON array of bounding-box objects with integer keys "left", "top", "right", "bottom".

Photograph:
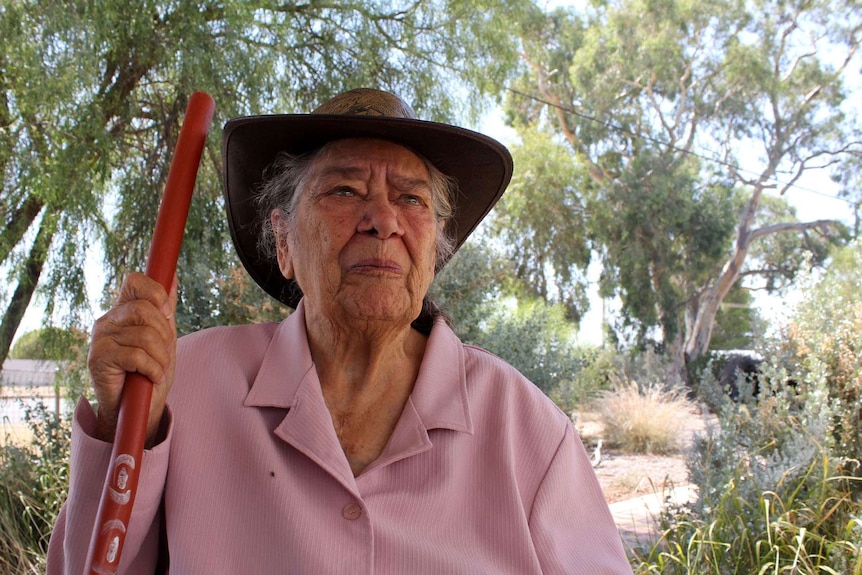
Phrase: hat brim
[{"left": 223, "top": 114, "right": 513, "bottom": 308}]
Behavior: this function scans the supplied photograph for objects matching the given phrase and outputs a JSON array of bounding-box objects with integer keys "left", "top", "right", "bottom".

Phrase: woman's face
[{"left": 272, "top": 138, "right": 442, "bottom": 327}]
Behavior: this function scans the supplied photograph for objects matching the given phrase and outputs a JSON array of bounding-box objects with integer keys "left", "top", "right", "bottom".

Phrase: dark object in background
[{"left": 719, "top": 352, "right": 764, "bottom": 401}]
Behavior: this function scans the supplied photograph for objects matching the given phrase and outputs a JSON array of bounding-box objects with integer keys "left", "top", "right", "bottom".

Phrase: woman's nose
[{"left": 357, "top": 195, "right": 403, "bottom": 239}]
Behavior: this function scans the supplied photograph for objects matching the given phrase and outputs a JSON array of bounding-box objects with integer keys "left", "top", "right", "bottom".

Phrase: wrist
[
  {"left": 95, "top": 407, "right": 118, "bottom": 443},
  {"left": 145, "top": 409, "right": 170, "bottom": 449}
]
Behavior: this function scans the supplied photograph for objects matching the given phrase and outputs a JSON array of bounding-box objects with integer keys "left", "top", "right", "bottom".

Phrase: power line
[{"left": 507, "top": 88, "right": 857, "bottom": 206}]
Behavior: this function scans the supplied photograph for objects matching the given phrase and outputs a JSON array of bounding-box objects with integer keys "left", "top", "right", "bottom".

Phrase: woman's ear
[{"left": 271, "top": 210, "right": 294, "bottom": 279}]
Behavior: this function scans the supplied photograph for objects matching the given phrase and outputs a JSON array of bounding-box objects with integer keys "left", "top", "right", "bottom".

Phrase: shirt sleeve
[
  {"left": 528, "top": 423, "right": 634, "bottom": 574},
  {"left": 46, "top": 397, "right": 172, "bottom": 575}
]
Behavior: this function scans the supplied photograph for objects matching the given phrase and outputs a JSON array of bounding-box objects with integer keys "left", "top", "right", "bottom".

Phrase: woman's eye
[
  {"left": 330, "top": 186, "right": 357, "bottom": 197},
  {"left": 400, "top": 194, "right": 424, "bottom": 206}
]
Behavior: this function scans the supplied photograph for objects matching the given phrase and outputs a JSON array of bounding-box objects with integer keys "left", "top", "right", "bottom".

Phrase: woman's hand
[{"left": 87, "top": 272, "right": 177, "bottom": 446}]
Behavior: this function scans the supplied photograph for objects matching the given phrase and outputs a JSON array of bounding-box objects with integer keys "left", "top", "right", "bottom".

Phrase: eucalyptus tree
[
  {"left": 0, "top": 0, "right": 530, "bottom": 364},
  {"left": 835, "top": 153, "right": 862, "bottom": 239},
  {"left": 499, "top": 0, "right": 860, "bottom": 380}
]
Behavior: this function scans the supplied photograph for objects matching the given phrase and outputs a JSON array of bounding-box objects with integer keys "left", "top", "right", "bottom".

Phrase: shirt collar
[
  {"left": 244, "top": 300, "right": 473, "bottom": 435},
  {"left": 410, "top": 315, "right": 473, "bottom": 434},
  {"left": 243, "top": 300, "right": 314, "bottom": 409}
]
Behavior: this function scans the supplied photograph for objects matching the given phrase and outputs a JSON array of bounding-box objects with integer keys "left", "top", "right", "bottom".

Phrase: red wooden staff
[{"left": 85, "top": 92, "right": 215, "bottom": 575}]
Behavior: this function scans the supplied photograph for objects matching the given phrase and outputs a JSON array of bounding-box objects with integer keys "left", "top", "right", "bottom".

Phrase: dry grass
[
  {"left": 598, "top": 382, "right": 694, "bottom": 455},
  {"left": 0, "top": 423, "right": 34, "bottom": 448}
]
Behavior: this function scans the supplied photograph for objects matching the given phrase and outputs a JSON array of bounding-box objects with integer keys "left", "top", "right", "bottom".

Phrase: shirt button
[{"left": 342, "top": 502, "right": 363, "bottom": 521}]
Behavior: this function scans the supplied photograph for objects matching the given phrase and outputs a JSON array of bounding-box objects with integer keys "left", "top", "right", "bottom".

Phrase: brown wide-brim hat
[{"left": 222, "top": 88, "right": 513, "bottom": 308}]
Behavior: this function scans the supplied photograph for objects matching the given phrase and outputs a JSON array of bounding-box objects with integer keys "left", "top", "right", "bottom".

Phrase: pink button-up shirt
[{"left": 48, "top": 302, "right": 631, "bottom": 574}]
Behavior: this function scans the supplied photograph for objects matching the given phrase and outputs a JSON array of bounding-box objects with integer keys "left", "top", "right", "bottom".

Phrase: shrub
[
  {"left": 631, "top": 358, "right": 862, "bottom": 574},
  {"left": 473, "top": 299, "right": 587, "bottom": 395},
  {"left": 631, "top": 245, "right": 862, "bottom": 573},
  {"left": 774, "top": 241, "right": 862, "bottom": 483},
  {"left": 785, "top": 302, "right": 862, "bottom": 473},
  {"left": 0, "top": 403, "right": 70, "bottom": 574},
  {"left": 598, "top": 379, "right": 693, "bottom": 455},
  {"left": 547, "top": 347, "right": 618, "bottom": 414},
  {"left": 633, "top": 452, "right": 862, "bottom": 574}
]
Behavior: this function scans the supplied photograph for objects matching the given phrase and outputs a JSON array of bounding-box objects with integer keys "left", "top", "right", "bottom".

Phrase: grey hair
[{"left": 255, "top": 141, "right": 458, "bottom": 267}]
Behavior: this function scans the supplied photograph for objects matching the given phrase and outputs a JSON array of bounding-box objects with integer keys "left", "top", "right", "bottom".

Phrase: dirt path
[{"left": 575, "top": 407, "right": 716, "bottom": 552}]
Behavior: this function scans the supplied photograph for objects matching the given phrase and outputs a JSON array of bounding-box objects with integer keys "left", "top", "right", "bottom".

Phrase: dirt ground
[{"left": 575, "top": 407, "right": 714, "bottom": 503}]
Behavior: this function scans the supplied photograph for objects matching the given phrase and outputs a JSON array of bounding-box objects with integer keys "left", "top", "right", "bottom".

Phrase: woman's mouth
[{"left": 349, "top": 258, "right": 403, "bottom": 274}]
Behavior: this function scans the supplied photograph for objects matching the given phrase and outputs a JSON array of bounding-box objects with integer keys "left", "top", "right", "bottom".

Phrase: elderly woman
[{"left": 48, "top": 89, "right": 631, "bottom": 574}]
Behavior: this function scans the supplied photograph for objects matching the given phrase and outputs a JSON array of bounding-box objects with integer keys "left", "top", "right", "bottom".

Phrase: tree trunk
[
  {"left": 683, "top": 218, "right": 839, "bottom": 367},
  {"left": 0, "top": 208, "right": 58, "bottom": 367},
  {"left": 1, "top": 194, "right": 44, "bottom": 264},
  {"left": 681, "top": 182, "right": 767, "bottom": 368},
  {"left": 667, "top": 328, "right": 688, "bottom": 387},
  {"left": 685, "top": 282, "right": 733, "bottom": 362}
]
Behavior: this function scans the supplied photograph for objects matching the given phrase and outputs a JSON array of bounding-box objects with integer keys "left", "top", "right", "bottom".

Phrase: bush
[
  {"left": 631, "top": 359, "right": 862, "bottom": 574},
  {"left": 773, "top": 241, "right": 862, "bottom": 480},
  {"left": 633, "top": 452, "right": 862, "bottom": 574},
  {"left": 598, "top": 379, "right": 693, "bottom": 455},
  {"left": 546, "top": 347, "right": 618, "bottom": 414},
  {"left": 0, "top": 403, "right": 70, "bottom": 574},
  {"left": 472, "top": 299, "right": 587, "bottom": 395},
  {"left": 631, "top": 245, "right": 862, "bottom": 573},
  {"left": 785, "top": 303, "right": 862, "bottom": 471},
  {"left": 9, "top": 327, "right": 88, "bottom": 362}
]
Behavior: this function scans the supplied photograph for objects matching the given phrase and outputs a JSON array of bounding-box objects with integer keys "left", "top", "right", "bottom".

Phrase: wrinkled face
[{"left": 272, "top": 139, "right": 441, "bottom": 326}]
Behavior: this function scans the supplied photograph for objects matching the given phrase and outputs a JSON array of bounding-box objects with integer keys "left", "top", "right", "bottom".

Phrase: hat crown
[{"left": 312, "top": 88, "right": 417, "bottom": 119}]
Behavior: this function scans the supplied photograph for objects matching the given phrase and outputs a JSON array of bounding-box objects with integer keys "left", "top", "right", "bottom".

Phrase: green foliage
[
  {"left": 686, "top": 351, "right": 753, "bottom": 415},
  {"left": 429, "top": 241, "right": 510, "bottom": 343},
  {"left": 593, "top": 155, "right": 737, "bottom": 344},
  {"left": 492, "top": 126, "right": 593, "bottom": 321},
  {"left": 431, "top": 242, "right": 599, "bottom": 398},
  {"left": 634, "top": 452, "right": 862, "bottom": 574},
  {"left": 630, "top": 241, "right": 862, "bottom": 572},
  {"left": 744, "top": 193, "right": 842, "bottom": 292},
  {"left": 1, "top": 0, "right": 533, "bottom": 354},
  {"left": 632, "top": 367, "right": 862, "bottom": 573},
  {"left": 783, "top": 240, "right": 862, "bottom": 466},
  {"left": 469, "top": 299, "right": 587, "bottom": 395},
  {"left": 7, "top": 327, "right": 94, "bottom": 405},
  {"left": 547, "top": 347, "right": 618, "bottom": 414},
  {"left": 209, "top": 264, "right": 289, "bottom": 329},
  {"left": 503, "top": 0, "right": 859, "bottom": 368},
  {"left": 9, "top": 327, "right": 87, "bottom": 361},
  {"left": 708, "top": 285, "right": 765, "bottom": 351},
  {"left": 0, "top": 404, "right": 70, "bottom": 574},
  {"left": 633, "top": 263, "right": 862, "bottom": 575}
]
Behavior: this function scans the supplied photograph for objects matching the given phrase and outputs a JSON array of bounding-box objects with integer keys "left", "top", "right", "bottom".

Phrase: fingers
[
  {"left": 89, "top": 272, "right": 178, "bottom": 442},
  {"left": 118, "top": 271, "right": 175, "bottom": 317},
  {"left": 93, "top": 316, "right": 173, "bottom": 382}
]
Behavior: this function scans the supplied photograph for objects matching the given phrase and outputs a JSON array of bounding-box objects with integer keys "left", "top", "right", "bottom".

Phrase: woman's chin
[{"left": 336, "top": 287, "right": 420, "bottom": 326}]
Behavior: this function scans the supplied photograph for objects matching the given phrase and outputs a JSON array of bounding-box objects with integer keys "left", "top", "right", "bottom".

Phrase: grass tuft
[{"left": 598, "top": 380, "right": 694, "bottom": 455}]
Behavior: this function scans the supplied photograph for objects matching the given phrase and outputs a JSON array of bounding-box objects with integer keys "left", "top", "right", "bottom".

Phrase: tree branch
[{"left": 748, "top": 218, "right": 837, "bottom": 242}]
